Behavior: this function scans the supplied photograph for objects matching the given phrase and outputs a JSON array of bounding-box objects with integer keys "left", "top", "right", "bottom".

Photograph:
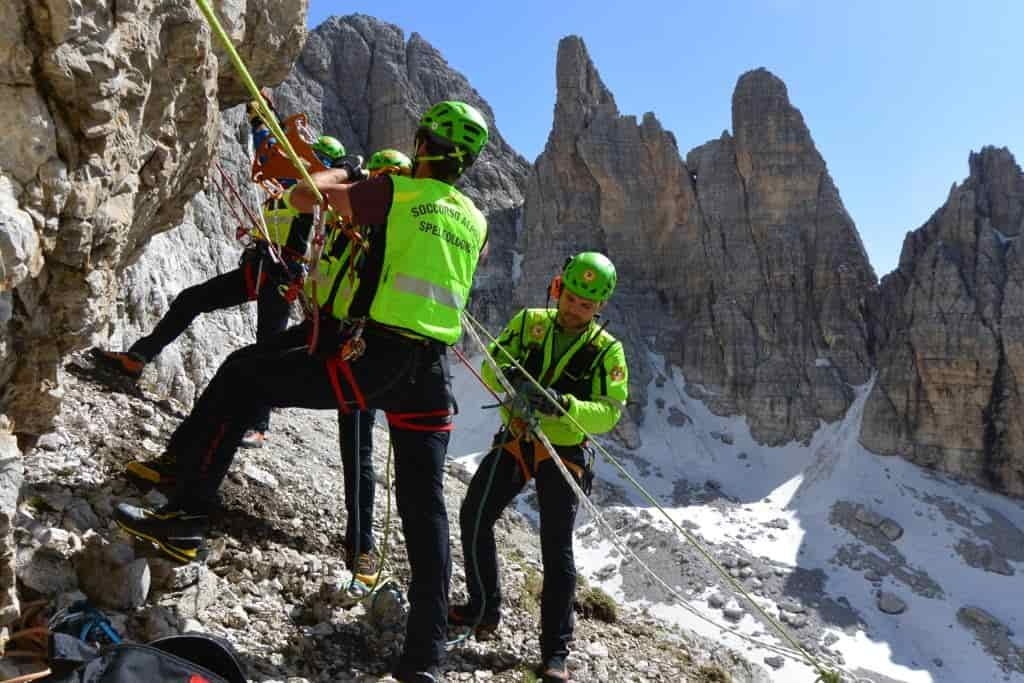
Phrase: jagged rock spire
[
  {"left": 524, "top": 51, "right": 876, "bottom": 446},
  {"left": 552, "top": 36, "right": 618, "bottom": 135}
]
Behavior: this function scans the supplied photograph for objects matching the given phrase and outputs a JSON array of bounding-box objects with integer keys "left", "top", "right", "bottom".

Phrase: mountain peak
[{"left": 553, "top": 35, "right": 618, "bottom": 133}]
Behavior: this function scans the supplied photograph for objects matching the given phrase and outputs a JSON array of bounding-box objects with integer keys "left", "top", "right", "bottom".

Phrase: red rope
[
  {"left": 209, "top": 171, "right": 248, "bottom": 233},
  {"left": 451, "top": 345, "right": 502, "bottom": 404},
  {"left": 214, "top": 160, "right": 265, "bottom": 228},
  {"left": 212, "top": 160, "right": 286, "bottom": 266}
]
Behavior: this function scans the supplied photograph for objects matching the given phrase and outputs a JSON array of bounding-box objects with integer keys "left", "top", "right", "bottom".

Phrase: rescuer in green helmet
[
  {"left": 113, "top": 101, "right": 491, "bottom": 683},
  {"left": 94, "top": 96, "right": 350, "bottom": 454},
  {"left": 451, "top": 252, "right": 628, "bottom": 683},
  {"left": 367, "top": 148, "right": 413, "bottom": 176}
]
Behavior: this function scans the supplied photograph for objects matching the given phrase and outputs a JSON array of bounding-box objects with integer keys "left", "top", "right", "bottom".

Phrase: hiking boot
[
  {"left": 126, "top": 451, "right": 178, "bottom": 487},
  {"left": 448, "top": 603, "right": 499, "bottom": 640},
  {"left": 114, "top": 503, "right": 208, "bottom": 563},
  {"left": 92, "top": 348, "right": 146, "bottom": 379},
  {"left": 539, "top": 655, "right": 569, "bottom": 682},
  {"left": 392, "top": 664, "right": 439, "bottom": 682},
  {"left": 351, "top": 550, "right": 382, "bottom": 587},
  {"left": 239, "top": 430, "right": 266, "bottom": 449}
]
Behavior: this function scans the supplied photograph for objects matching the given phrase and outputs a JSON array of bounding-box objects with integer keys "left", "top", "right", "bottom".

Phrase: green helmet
[
  {"left": 563, "top": 252, "right": 617, "bottom": 302},
  {"left": 416, "top": 101, "right": 489, "bottom": 165},
  {"left": 312, "top": 135, "right": 345, "bottom": 161},
  {"left": 368, "top": 148, "right": 412, "bottom": 174}
]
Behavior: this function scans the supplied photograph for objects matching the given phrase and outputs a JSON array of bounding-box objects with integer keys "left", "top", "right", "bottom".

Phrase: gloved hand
[
  {"left": 527, "top": 387, "right": 568, "bottom": 416},
  {"left": 248, "top": 90, "right": 279, "bottom": 128},
  {"left": 501, "top": 365, "right": 526, "bottom": 387},
  {"left": 335, "top": 155, "right": 368, "bottom": 182}
]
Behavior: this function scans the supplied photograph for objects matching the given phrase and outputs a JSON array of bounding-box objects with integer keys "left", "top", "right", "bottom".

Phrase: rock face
[
  {"left": 0, "top": 0, "right": 307, "bottom": 437},
  {"left": 521, "top": 38, "right": 875, "bottom": 443},
  {"left": 109, "top": 108, "right": 271, "bottom": 405},
  {"left": 273, "top": 14, "right": 530, "bottom": 331},
  {"left": 862, "top": 148, "right": 1024, "bottom": 496},
  {"left": 102, "top": 13, "right": 530, "bottom": 408},
  {"left": 0, "top": 418, "right": 22, "bottom": 626}
]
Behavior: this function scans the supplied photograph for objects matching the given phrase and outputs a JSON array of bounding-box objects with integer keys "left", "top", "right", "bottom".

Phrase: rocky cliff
[
  {"left": 521, "top": 38, "right": 876, "bottom": 445},
  {"left": 862, "top": 147, "right": 1024, "bottom": 496},
  {"left": 0, "top": 0, "right": 306, "bottom": 641},
  {"left": 0, "top": 0, "right": 307, "bottom": 439},
  {"left": 273, "top": 14, "right": 531, "bottom": 332},
  {"left": 101, "top": 13, "right": 531, "bottom": 410}
]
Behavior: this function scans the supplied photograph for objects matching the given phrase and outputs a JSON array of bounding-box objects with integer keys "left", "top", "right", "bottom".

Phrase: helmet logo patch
[
  {"left": 610, "top": 366, "right": 625, "bottom": 382},
  {"left": 582, "top": 269, "right": 596, "bottom": 282},
  {"left": 531, "top": 324, "right": 546, "bottom": 339}
]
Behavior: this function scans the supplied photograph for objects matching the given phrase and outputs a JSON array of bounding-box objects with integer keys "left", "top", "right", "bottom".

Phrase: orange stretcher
[{"left": 251, "top": 113, "right": 329, "bottom": 196}]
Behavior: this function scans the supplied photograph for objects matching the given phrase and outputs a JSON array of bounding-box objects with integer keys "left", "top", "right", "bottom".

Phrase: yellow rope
[{"left": 194, "top": 0, "right": 326, "bottom": 207}]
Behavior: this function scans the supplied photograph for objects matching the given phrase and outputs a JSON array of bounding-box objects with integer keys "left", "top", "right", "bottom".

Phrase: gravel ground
[{"left": 4, "top": 351, "right": 770, "bottom": 682}]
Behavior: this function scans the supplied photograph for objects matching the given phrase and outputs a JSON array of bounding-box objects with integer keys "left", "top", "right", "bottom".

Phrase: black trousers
[
  {"left": 166, "top": 321, "right": 454, "bottom": 671},
  {"left": 459, "top": 437, "right": 584, "bottom": 661},
  {"left": 339, "top": 409, "right": 377, "bottom": 554},
  {"left": 129, "top": 254, "right": 290, "bottom": 433}
]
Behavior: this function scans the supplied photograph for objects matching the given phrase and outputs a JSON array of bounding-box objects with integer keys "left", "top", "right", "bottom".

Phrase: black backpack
[{"left": 42, "top": 633, "right": 246, "bottom": 683}]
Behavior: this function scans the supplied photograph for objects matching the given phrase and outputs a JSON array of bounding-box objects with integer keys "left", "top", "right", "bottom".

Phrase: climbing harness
[
  {"left": 459, "top": 310, "right": 848, "bottom": 683},
  {"left": 196, "top": 0, "right": 367, "bottom": 342},
  {"left": 49, "top": 601, "right": 123, "bottom": 647}
]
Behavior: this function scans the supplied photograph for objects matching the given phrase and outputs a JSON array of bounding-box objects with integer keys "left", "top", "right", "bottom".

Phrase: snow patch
[{"left": 448, "top": 350, "right": 1024, "bottom": 683}]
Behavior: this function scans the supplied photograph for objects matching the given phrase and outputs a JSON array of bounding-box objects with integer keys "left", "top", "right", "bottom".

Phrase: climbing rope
[
  {"left": 195, "top": 0, "right": 374, "bottom": 355},
  {"left": 459, "top": 310, "right": 847, "bottom": 683},
  {"left": 194, "top": 0, "right": 325, "bottom": 208},
  {"left": 211, "top": 160, "right": 281, "bottom": 259},
  {"left": 441, "top": 349, "right": 516, "bottom": 648}
]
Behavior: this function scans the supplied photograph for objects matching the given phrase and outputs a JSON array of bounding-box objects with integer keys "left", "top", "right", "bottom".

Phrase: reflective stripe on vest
[
  {"left": 392, "top": 273, "right": 464, "bottom": 310},
  {"left": 368, "top": 176, "right": 487, "bottom": 344}
]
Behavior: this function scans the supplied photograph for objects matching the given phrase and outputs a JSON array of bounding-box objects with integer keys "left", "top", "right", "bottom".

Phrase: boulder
[
  {"left": 75, "top": 534, "right": 150, "bottom": 610},
  {"left": 877, "top": 591, "right": 907, "bottom": 615}
]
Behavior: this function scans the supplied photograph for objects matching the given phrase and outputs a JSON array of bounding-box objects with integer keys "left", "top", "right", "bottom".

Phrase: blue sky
[{"left": 307, "top": 1, "right": 1022, "bottom": 277}]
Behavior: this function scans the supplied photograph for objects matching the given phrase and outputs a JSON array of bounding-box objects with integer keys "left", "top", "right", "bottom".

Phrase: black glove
[
  {"left": 501, "top": 366, "right": 526, "bottom": 387},
  {"left": 248, "top": 102, "right": 279, "bottom": 131},
  {"left": 527, "top": 387, "right": 567, "bottom": 416},
  {"left": 336, "top": 154, "right": 368, "bottom": 182}
]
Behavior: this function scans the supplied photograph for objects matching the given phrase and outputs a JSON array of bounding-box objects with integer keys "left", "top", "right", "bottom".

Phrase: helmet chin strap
[{"left": 412, "top": 150, "right": 466, "bottom": 177}]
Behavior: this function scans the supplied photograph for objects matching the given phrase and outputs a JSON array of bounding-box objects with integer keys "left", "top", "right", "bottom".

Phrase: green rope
[
  {"left": 194, "top": 0, "right": 326, "bottom": 207},
  {"left": 461, "top": 310, "right": 847, "bottom": 682}
]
